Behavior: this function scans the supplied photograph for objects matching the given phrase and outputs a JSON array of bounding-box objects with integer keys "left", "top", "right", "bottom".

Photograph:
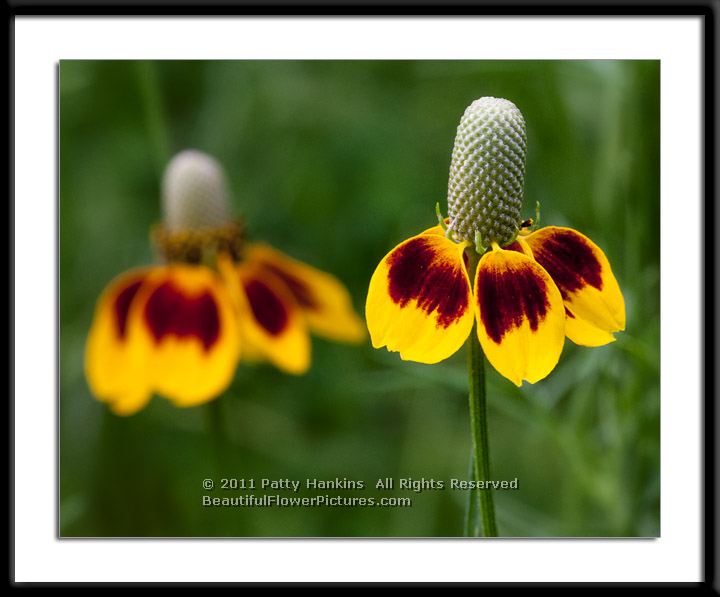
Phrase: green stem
[
  {"left": 465, "top": 251, "right": 498, "bottom": 537},
  {"left": 206, "top": 398, "right": 228, "bottom": 472},
  {"left": 136, "top": 61, "right": 171, "bottom": 172},
  {"left": 464, "top": 450, "right": 481, "bottom": 537}
]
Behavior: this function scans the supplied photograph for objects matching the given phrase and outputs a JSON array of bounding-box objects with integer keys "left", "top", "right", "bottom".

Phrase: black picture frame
[{"left": 8, "top": 0, "right": 717, "bottom": 589}]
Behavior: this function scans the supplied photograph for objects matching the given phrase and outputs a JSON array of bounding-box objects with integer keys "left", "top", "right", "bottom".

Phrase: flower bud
[
  {"left": 162, "top": 149, "right": 231, "bottom": 231},
  {"left": 447, "top": 97, "right": 527, "bottom": 248}
]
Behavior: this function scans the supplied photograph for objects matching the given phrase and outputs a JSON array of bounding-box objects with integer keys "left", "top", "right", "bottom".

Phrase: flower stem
[
  {"left": 136, "top": 61, "right": 171, "bottom": 173},
  {"left": 206, "top": 398, "right": 228, "bottom": 469},
  {"left": 463, "top": 450, "right": 481, "bottom": 537},
  {"left": 465, "top": 251, "right": 498, "bottom": 537}
]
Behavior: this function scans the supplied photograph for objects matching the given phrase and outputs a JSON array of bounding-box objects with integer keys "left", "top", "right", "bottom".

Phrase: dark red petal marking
[
  {"left": 505, "top": 241, "right": 525, "bottom": 254},
  {"left": 387, "top": 236, "right": 469, "bottom": 329},
  {"left": 530, "top": 230, "right": 603, "bottom": 297},
  {"left": 113, "top": 279, "right": 144, "bottom": 339},
  {"left": 244, "top": 278, "right": 289, "bottom": 336},
  {"left": 259, "top": 262, "right": 318, "bottom": 310},
  {"left": 477, "top": 262, "right": 550, "bottom": 344},
  {"left": 144, "top": 282, "right": 220, "bottom": 351}
]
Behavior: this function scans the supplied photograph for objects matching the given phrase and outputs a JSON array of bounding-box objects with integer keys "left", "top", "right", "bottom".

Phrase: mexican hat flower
[
  {"left": 366, "top": 97, "right": 625, "bottom": 386},
  {"left": 85, "top": 149, "right": 365, "bottom": 415}
]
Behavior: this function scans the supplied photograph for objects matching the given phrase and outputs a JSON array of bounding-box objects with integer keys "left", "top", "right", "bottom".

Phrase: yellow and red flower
[
  {"left": 217, "top": 243, "right": 365, "bottom": 376},
  {"left": 366, "top": 222, "right": 625, "bottom": 386},
  {"left": 366, "top": 97, "right": 625, "bottom": 386},
  {"left": 85, "top": 150, "right": 364, "bottom": 415}
]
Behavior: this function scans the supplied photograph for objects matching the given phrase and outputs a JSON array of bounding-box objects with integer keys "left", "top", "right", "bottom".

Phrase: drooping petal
[
  {"left": 245, "top": 243, "right": 365, "bottom": 343},
  {"left": 85, "top": 269, "right": 154, "bottom": 415},
  {"left": 474, "top": 248, "right": 565, "bottom": 386},
  {"left": 522, "top": 226, "right": 625, "bottom": 344},
  {"left": 131, "top": 265, "right": 241, "bottom": 407},
  {"left": 221, "top": 258, "right": 311, "bottom": 375},
  {"left": 366, "top": 233, "right": 474, "bottom": 364},
  {"left": 564, "top": 306, "right": 616, "bottom": 347}
]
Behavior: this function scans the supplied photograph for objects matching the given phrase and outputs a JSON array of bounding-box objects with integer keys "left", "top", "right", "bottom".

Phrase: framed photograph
[
  {"left": 59, "top": 57, "right": 660, "bottom": 540},
  {"left": 12, "top": 6, "right": 713, "bottom": 586}
]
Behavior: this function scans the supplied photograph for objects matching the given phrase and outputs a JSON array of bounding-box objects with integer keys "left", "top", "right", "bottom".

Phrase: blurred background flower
[
  {"left": 85, "top": 149, "right": 364, "bottom": 415},
  {"left": 60, "top": 60, "right": 659, "bottom": 537}
]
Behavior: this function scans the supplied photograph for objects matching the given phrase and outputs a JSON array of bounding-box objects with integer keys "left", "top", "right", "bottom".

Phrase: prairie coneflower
[
  {"left": 86, "top": 150, "right": 365, "bottom": 416},
  {"left": 365, "top": 97, "right": 625, "bottom": 535}
]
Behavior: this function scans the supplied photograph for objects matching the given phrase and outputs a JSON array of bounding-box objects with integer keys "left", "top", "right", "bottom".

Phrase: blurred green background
[{"left": 60, "top": 60, "right": 659, "bottom": 537}]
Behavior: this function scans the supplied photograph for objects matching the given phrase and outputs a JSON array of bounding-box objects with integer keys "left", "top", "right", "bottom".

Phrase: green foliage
[{"left": 60, "top": 60, "right": 659, "bottom": 537}]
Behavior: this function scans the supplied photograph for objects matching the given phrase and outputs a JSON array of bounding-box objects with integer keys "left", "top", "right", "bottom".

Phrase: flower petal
[
  {"left": 133, "top": 265, "right": 241, "bottom": 407},
  {"left": 85, "top": 269, "right": 154, "bottom": 416},
  {"left": 366, "top": 233, "right": 474, "bottom": 364},
  {"left": 246, "top": 243, "right": 365, "bottom": 343},
  {"left": 221, "top": 259, "right": 311, "bottom": 375},
  {"left": 474, "top": 248, "right": 565, "bottom": 386},
  {"left": 564, "top": 306, "right": 616, "bottom": 347},
  {"left": 522, "top": 226, "right": 626, "bottom": 341}
]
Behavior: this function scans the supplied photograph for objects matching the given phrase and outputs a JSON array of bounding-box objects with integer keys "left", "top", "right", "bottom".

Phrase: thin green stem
[
  {"left": 465, "top": 250, "right": 498, "bottom": 537},
  {"left": 464, "top": 450, "right": 481, "bottom": 537},
  {"left": 136, "top": 61, "right": 171, "bottom": 172},
  {"left": 206, "top": 398, "right": 227, "bottom": 452}
]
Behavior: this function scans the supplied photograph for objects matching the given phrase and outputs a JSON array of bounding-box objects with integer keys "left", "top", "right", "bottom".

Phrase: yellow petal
[
  {"left": 245, "top": 243, "right": 365, "bottom": 343},
  {"left": 84, "top": 269, "right": 154, "bottom": 416},
  {"left": 420, "top": 217, "right": 450, "bottom": 236},
  {"left": 131, "top": 265, "right": 241, "bottom": 407},
  {"left": 523, "top": 227, "right": 626, "bottom": 339},
  {"left": 222, "top": 259, "right": 311, "bottom": 375},
  {"left": 366, "top": 233, "right": 474, "bottom": 364},
  {"left": 216, "top": 255, "right": 263, "bottom": 367},
  {"left": 474, "top": 248, "right": 566, "bottom": 386},
  {"left": 564, "top": 306, "right": 616, "bottom": 347}
]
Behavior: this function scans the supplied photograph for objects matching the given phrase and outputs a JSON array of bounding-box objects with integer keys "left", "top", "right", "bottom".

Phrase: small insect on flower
[
  {"left": 366, "top": 97, "right": 625, "bottom": 386},
  {"left": 86, "top": 150, "right": 365, "bottom": 415}
]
